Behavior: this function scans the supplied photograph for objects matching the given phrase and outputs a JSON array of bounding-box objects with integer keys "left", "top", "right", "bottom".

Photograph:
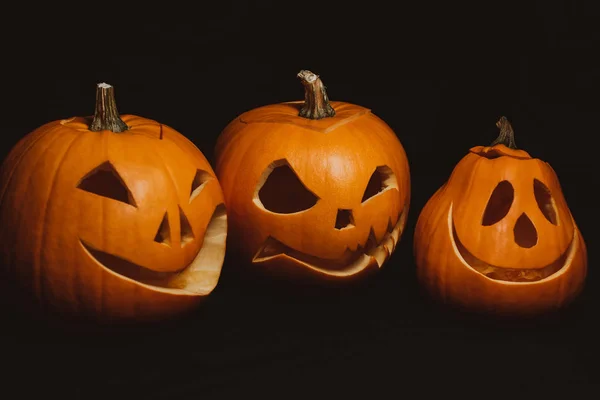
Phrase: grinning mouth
[
  {"left": 80, "top": 203, "right": 227, "bottom": 294},
  {"left": 252, "top": 210, "right": 406, "bottom": 276},
  {"left": 448, "top": 203, "right": 574, "bottom": 282}
]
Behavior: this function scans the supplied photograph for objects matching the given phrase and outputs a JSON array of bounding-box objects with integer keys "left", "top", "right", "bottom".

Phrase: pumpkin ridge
[
  {"left": 11, "top": 126, "right": 70, "bottom": 264},
  {"left": 0, "top": 123, "right": 59, "bottom": 211},
  {"left": 0, "top": 83, "right": 228, "bottom": 321},
  {"left": 162, "top": 124, "right": 215, "bottom": 172},
  {"left": 149, "top": 135, "right": 185, "bottom": 201},
  {"left": 36, "top": 130, "right": 83, "bottom": 304}
]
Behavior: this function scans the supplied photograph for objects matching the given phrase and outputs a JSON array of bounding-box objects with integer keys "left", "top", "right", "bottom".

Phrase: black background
[{"left": 1, "top": 1, "right": 599, "bottom": 398}]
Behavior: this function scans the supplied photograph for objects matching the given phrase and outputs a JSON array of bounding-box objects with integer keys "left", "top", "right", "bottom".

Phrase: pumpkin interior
[
  {"left": 74, "top": 152, "right": 226, "bottom": 294},
  {"left": 450, "top": 203, "right": 569, "bottom": 282},
  {"left": 254, "top": 159, "right": 319, "bottom": 214},
  {"left": 252, "top": 207, "right": 406, "bottom": 274}
]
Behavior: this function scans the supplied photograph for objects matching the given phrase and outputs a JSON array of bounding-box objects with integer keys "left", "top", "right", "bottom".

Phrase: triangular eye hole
[
  {"left": 533, "top": 179, "right": 559, "bottom": 225},
  {"left": 255, "top": 159, "right": 319, "bottom": 214},
  {"left": 77, "top": 161, "right": 136, "bottom": 207},
  {"left": 362, "top": 165, "right": 397, "bottom": 203},
  {"left": 482, "top": 180, "right": 514, "bottom": 226},
  {"left": 190, "top": 169, "right": 213, "bottom": 203}
]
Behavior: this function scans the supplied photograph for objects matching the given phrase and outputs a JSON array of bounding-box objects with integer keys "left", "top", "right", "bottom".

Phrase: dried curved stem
[
  {"left": 89, "top": 83, "right": 128, "bottom": 133},
  {"left": 490, "top": 116, "right": 517, "bottom": 149},
  {"left": 297, "top": 70, "right": 336, "bottom": 120}
]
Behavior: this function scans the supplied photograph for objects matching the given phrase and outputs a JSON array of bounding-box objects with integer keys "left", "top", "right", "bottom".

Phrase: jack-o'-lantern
[
  {"left": 214, "top": 70, "right": 410, "bottom": 283},
  {"left": 0, "top": 83, "right": 227, "bottom": 322},
  {"left": 414, "top": 117, "right": 587, "bottom": 316}
]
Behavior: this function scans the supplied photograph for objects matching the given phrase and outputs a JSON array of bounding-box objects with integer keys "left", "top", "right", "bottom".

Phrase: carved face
[
  {"left": 450, "top": 151, "right": 575, "bottom": 281},
  {"left": 0, "top": 115, "right": 227, "bottom": 320},
  {"left": 414, "top": 140, "right": 587, "bottom": 316},
  {"left": 76, "top": 160, "right": 226, "bottom": 290},
  {"left": 252, "top": 159, "right": 407, "bottom": 276},
  {"left": 215, "top": 101, "right": 411, "bottom": 280}
]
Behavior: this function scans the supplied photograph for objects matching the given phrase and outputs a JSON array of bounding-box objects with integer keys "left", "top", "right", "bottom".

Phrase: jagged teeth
[
  {"left": 387, "top": 217, "right": 395, "bottom": 233},
  {"left": 363, "top": 229, "right": 378, "bottom": 250},
  {"left": 381, "top": 235, "right": 395, "bottom": 255},
  {"left": 255, "top": 213, "right": 404, "bottom": 265},
  {"left": 253, "top": 236, "right": 287, "bottom": 260}
]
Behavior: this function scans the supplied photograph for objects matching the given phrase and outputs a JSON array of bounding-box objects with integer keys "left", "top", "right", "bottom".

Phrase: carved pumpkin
[
  {"left": 214, "top": 70, "right": 410, "bottom": 282},
  {"left": 0, "top": 83, "right": 227, "bottom": 322},
  {"left": 414, "top": 117, "right": 587, "bottom": 316}
]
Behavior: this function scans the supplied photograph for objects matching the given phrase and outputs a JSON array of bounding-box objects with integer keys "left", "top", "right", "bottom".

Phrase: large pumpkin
[
  {"left": 414, "top": 117, "right": 587, "bottom": 316},
  {"left": 0, "top": 83, "right": 227, "bottom": 322},
  {"left": 214, "top": 70, "right": 410, "bottom": 282}
]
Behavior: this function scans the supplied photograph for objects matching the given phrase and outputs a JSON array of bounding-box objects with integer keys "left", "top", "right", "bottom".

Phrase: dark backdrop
[{"left": 1, "top": 1, "right": 599, "bottom": 398}]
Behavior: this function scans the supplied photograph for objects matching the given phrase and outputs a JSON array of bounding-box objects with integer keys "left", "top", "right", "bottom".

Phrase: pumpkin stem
[
  {"left": 490, "top": 116, "right": 517, "bottom": 149},
  {"left": 297, "top": 70, "right": 336, "bottom": 119},
  {"left": 89, "top": 83, "right": 129, "bottom": 133}
]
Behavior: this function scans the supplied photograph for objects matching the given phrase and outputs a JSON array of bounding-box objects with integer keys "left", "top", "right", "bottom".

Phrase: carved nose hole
[
  {"left": 154, "top": 212, "right": 171, "bottom": 247},
  {"left": 179, "top": 205, "right": 195, "bottom": 247},
  {"left": 514, "top": 213, "right": 538, "bottom": 248},
  {"left": 335, "top": 209, "right": 355, "bottom": 230}
]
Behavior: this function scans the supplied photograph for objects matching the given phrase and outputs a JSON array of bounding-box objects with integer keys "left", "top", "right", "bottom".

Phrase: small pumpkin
[
  {"left": 414, "top": 117, "right": 587, "bottom": 316},
  {"left": 0, "top": 83, "right": 227, "bottom": 322},
  {"left": 214, "top": 70, "right": 410, "bottom": 282}
]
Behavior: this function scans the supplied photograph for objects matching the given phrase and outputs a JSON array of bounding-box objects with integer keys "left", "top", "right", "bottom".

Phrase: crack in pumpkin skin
[
  {"left": 449, "top": 205, "right": 572, "bottom": 282},
  {"left": 252, "top": 211, "right": 405, "bottom": 275}
]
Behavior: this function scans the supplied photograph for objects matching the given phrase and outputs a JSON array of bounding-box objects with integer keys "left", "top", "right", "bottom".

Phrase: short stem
[
  {"left": 297, "top": 70, "right": 336, "bottom": 120},
  {"left": 490, "top": 116, "right": 517, "bottom": 149},
  {"left": 89, "top": 83, "right": 129, "bottom": 133}
]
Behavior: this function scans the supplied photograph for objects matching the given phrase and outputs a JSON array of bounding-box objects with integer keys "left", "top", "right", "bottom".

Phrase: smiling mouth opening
[
  {"left": 80, "top": 203, "right": 227, "bottom": 294},
  {"left": 252, "top": 210, "right": 406, "bottom": 275},
  {"left": 448, "top": 204, "right": 573, "bottom": 282}
]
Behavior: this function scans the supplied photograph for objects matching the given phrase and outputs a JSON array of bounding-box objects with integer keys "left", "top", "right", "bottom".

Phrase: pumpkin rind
[
  {"left": 413, "top": 118, "right": 587, "bottom": 316},
  {"left": 214, "top": 72, "right": 410, "bottom": 282},
  {"left": 0, "top": 84, "right": 227, "bottom": 322}
]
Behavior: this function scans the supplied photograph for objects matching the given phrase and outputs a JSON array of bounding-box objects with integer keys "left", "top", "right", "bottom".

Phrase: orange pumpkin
[
  {"left": 214, "top": 70, "right": 410, "bottom": 283},
  {"left": 414, "top": 117, "right": 587, "bottom": 316},
  {"left": 0, "top": 83, "right": 227, "bottom": 322}
]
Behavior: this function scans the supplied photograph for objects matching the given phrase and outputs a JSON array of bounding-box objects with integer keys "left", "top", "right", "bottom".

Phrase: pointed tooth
[
  {"left": 253, "top": 236, "right": 288, "bottom": 260},
  {"left": 382, "top": 235, "right": 395, "bottom": 254},
  {"left": 386, "top": 217, "right": 394, "bottom": 233},
  {"left": 365, "top": 228, "right": 378, "bottom": 251},
  {"left": 368, "top": 245, "right": 389, "bottom": 267}
]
